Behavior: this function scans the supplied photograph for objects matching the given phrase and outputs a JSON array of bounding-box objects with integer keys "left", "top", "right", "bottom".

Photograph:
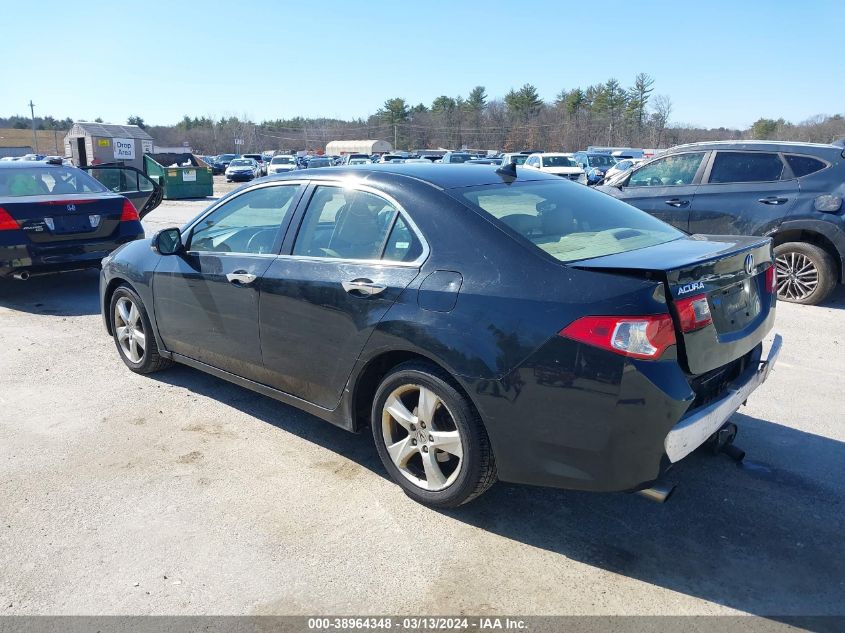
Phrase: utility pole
[{"left": 28, "top": 100, "right": 38, "bottom": 154}]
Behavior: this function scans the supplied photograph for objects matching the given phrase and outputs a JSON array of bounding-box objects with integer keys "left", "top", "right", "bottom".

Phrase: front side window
[
  {"left": 708, "top": 152, "right": 784, "bottom": 183},
  {"left": 629, "top": 152, "right": 705, "bottom": 187},
  {"left": 458, "top": 180, "right": 682, "bottom": 263},
  {"left": 189, "top": 184, "right": 301, "bottom": 254},
  {"left": 293, "top": 186, "right": 419, "bottom": 262}
]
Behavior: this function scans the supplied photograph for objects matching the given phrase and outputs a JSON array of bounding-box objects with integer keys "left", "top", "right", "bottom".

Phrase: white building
[{"left": 325, "top": 139, "right": 392, "bottom": 156}]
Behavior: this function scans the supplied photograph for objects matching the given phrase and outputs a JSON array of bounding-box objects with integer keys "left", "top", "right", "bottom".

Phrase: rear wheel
[
  {"left": 774, "top": 242, "right": 837, "bottom": 305},
  {"left": 371, "top": 362, "right": 496, "bottom": 507},
  {"left": 110, "top": 285, "right": 172, "bottom": 374}
]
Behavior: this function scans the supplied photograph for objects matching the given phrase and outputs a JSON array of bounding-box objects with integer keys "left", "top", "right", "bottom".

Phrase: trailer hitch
[{"left": 709, "top": 421, "right": 745, "bottom": 462}]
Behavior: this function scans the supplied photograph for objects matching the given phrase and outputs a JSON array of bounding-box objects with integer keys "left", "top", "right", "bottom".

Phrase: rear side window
[
  {"left": 708, "top": 152, "right": 784, "bottom": 183},
  {"left": 784, "top": 154, "right": 827, "bottom": 178},
  {"left": 458, "top": 180, "right": 682, "bottom": 263},
  {"left": 293, "top": 186, "right": 419, "bottom": 261},
  {"left": 0, "top": 167, "right": 107, "bottom": 197}
]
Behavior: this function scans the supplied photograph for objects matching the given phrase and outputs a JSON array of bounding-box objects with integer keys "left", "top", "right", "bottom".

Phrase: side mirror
[{"left": 152, "top": 227, "right": 183, "bottom": 255}]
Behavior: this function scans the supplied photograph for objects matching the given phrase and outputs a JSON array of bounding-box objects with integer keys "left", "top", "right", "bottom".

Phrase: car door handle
[
  {"left": 226, "top": 271, "right": 257, "bottom": 285},
  {"left": 342, "top": 279, "right": 386, "bottom": 296},
  {"left": 758, "top": 196, "right": 789, "bottom": 205},
  {"left": 664, "top": 199, "right": 689, "bottom": 208}
]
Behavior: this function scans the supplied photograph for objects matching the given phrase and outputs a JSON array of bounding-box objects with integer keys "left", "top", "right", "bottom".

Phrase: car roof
[
  {"left": 266, "top": 162, "right": 562, "bottom": 190},
  {"left": 665, "top": 139, "right": 845, "bottom": 157},
  {"left": 0, "top": 161, "right": 64, "bottom": 169},
  {"left": 531, "top": 152, "right": 574, "bottom": 157}
]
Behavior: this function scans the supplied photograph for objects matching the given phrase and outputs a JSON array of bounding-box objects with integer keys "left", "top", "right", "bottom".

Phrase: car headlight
[{"left": 814, "top": 194, "right": 842, "bottom": 213}]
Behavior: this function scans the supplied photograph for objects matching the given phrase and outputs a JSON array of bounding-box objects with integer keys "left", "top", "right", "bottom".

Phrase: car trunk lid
[
  {"left": 2, "top": 193, "right": 126, "bottom": 243},
  {"left": 572, "top": 235, "right": 776, "bottom": 374}
]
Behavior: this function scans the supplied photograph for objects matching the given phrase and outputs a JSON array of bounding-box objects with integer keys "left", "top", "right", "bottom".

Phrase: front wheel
[
  {"left": 774, "top": 242, "right": 837, "bottom": 305},
  {"left": 371, "top": 362, "right": 496, "bottom": 507},
  {"left": 110, "top": 285, "right": 172, "bottom": 374}
]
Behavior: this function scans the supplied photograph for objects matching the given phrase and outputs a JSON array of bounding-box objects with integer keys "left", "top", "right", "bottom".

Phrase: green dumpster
[{"left": 143, "top": 153, "right": 213, "bottom": 199}]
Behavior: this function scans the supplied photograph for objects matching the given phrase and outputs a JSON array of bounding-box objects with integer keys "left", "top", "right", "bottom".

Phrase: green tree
[
  {"left": 378, "top": 97, "right": 410, "bottom": 149},
  {"left": 627, "top": 73, "right": 654, "bottom": 130},
  {"left": 504, "top": 84, "right": 543, "bottom": 119},
  {"left": 431, "top": 95, "right": 457, "bottom": 113},
  {"left": 466, "top": 86, "right": 487, "bottom": 112},
  {"left": 127, "top": 115, "right": 146, "bottom": 129},
  {"left": 751, "top": 117, "right": 779, "bottom": 139},
  {"left": 94, "top": 117, "right": 104, "bottom": 123}
]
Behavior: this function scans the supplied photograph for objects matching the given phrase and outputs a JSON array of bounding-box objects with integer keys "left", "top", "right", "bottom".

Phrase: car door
[
  {"left": 80, "top": 164, "right": 162, "bottom": 218},
  {"left": 609, "top": 151, "right": 708, "bottom": 231},
  {"left": 152, "top": 182, "right": 305, "bottom": 381},
  {"left": 258, "top": 183, "right": 427, "bottom": 408},
  {"left": 688, "top": 150, "right": 799, "bottom": 236}
]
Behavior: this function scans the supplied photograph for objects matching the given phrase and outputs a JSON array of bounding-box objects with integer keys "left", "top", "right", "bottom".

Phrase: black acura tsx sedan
[{"left": 100, "top": 163, "right": 781, "bottom": 507}]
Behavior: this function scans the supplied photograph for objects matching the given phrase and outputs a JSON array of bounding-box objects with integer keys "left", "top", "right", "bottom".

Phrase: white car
[
  {"left": 225, "top": 158, "right": 260, "bottom": 182},
  {"left": 603, "top": 158, "right": 643, "bottom": 181},
  {"left": 267, "top": 154, "right": 298, "bottom": 175},
  {"left": 522, "top": 153, "right": 585, "bottom": 182}
]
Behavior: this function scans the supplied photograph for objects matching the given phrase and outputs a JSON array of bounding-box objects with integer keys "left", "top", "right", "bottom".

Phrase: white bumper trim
[{"left": 664, "top": 334, "right": 782, "bottom": 463}]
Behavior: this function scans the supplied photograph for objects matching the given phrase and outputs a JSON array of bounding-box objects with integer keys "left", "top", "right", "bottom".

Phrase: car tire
[
  {"left": 371, "top": 361, "right": 497, "bottom": 507},
  {"left": 773, "top": 241, "right": 837, "bottom": 305},
  {"left": 109, "top": 285, "right": 173, "bottom": 374}
]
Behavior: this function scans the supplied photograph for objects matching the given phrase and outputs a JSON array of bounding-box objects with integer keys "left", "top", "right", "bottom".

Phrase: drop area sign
[{"left": 113, "top": 138, "right": 136, "bottom": 160}]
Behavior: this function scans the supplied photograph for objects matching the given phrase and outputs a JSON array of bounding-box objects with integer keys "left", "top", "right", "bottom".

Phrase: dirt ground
[{"left": 1, "top": 175, "right": 844, "bottom": 618}]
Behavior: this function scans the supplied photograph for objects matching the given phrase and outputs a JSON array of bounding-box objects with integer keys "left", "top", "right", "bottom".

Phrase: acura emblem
[
  {"left": 67, "top": 204, "right": 76, "bottom": 212},
  {"left": 744, "top": 254, "right": 755, "bottom": 275}
]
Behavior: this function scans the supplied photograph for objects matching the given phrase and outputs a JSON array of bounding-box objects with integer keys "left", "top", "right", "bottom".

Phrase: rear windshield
[
  {"left": 586, "top": 155, "right": 617, "bottom": 167},
  {"left": 0, "top": 167, "right": 108, "bottom": 198},
  {"left": 457, "top": 181, "right": 682, "bottom": 263},
  {"left": 542, "top": 156, "right": 577, "bottom": 168}
]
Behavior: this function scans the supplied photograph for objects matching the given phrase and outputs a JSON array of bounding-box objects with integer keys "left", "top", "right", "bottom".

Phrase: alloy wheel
[
  {"left": 114, "top": 297, "right": 146, "bottom": 363},
  {"left": 775, "top": 251, "right": 819, "bottom": 302},
  {"left": 381, "top": 384, "right": 464, "bottom": 491}
]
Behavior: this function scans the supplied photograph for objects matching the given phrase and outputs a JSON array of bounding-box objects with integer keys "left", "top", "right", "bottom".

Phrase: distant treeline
[{"left": 4, "top": 74, "right": 844, "bottom": 154}]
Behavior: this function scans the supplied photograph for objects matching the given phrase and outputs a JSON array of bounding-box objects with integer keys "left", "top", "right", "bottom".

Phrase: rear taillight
[
  {"left": 765, "top": 265, "right": 776, "bottom": 294},
  {"left": 120, "top": 199, "right": 140, "bottom": 222},
  {"left": 674, "top": 293, "right": 713, "bottom": 332},
  {"left": 0, "top": 207, "right": 18, "bottom": 231},
  {"left": 559, "top": 314, "right": 676, "bottom": 360}
]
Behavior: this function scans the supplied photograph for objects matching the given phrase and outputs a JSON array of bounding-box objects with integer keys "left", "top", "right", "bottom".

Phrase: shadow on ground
[
  {"left": 0, "top": 269, "right": 101, "bottom": 316},
  {"left": 819, "top": 284, "right": 845, "bottom": 310},
  {"left": 152, "top": 364, "right": 844, "bottom": 623}
]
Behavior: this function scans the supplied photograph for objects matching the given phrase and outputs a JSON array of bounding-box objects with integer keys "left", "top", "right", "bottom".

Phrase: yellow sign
[
  {"left": 168, "top": 170, "right": 178, "bottom": 177},
  {"left": 97, "top": 139, "right": 110, "bottom": 147}
]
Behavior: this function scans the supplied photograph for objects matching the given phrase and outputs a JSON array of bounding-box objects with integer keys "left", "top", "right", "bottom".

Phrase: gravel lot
[{"left": 1, "top": 176, "right": 844, "bottom": 617}]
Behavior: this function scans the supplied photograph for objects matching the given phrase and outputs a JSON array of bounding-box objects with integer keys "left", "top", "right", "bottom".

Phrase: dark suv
[{"left": 597, "top": 140, "right": 845, "bottom": 304}]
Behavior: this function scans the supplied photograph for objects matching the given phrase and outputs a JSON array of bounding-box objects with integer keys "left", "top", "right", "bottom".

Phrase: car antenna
[{"left": 496, "top": 156, "right": 518, "bottom": 180}]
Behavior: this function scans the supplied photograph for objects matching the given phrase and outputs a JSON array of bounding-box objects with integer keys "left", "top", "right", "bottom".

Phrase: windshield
[
  {"left": 230, "top": 159, "right": 253, "bottom": 166},
  {"left": 586, "top": 155, "right": 617, "bottom": 167},
  {"left": 457, "top": 181, "right": 682, "bottom": 263},
  {"left": 448, "top": 154, "right": 472, "bottom": 163},
  {"left": 510, "top": 155, "right": 529, "bottom": 165},
  {"left": 218, "top": 154, "right": 237, "bottom": 161},
  {"left": 0, "top": 167, "right": 108, "bottom": 197},
  {"left": 542, "top": 156, "right": 577, "bottom": 168},
  {"left": 271, "top": 156, "right": 294, "bottom": 164}
]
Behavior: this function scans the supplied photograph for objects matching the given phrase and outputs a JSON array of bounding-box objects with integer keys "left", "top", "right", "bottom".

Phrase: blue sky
[{"left": 4, "top": 0, "right": 843, "bottom": 129}]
